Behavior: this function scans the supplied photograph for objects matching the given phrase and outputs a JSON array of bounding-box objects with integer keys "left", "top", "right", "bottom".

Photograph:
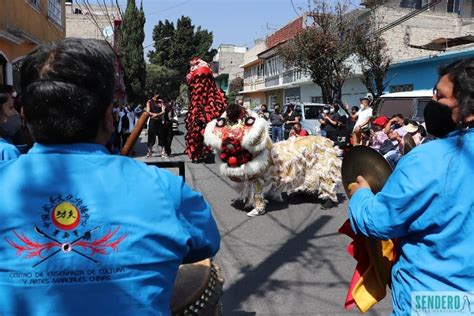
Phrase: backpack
[{"left": 121, "top": 114, "right": 130, "bottom": 132}]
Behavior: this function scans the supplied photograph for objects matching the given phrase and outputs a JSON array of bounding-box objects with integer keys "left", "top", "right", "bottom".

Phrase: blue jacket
[
  {"left": 349, "top": 128, "right": 474, "bottom": 315},
  {"left": 0, "top": 143, "right": 220, "bottom": 316},
  {"left": 0, "top": 138, "right": 20, "bottom": 161}
]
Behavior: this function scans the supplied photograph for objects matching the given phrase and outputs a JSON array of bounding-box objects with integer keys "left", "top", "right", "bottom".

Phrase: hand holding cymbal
[
  {"left": 347, "top": 176, "right": 371, "bottom": 197},
  {"left": 342, "top": 146, "right": 393, "bottom": 197}
]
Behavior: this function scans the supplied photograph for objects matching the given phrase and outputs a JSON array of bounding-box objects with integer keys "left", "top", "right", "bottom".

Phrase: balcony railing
[{"left": 265, "top": 75, "right": 280, "bottom": 87}]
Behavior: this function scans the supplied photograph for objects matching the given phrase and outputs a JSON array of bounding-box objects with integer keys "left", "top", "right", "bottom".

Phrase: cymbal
[
  {"left": 342, "top": 146, "right": 393, "bottom": 196},
  {"left": 403, "top": 133, "right": 416, "bottom": 155}
]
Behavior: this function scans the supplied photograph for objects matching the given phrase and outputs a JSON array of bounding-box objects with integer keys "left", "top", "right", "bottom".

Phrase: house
[
  {"left": 64, "top": 0, "right": 125, "bottom": 102},
  {"left": 385, "top": 46, "right": 474, "bottom": 92},
  {"left": 65, "top": 0, "right": 119, "bottom": 44},
  {"left": 211, "top": 44, "right": 246, "bottom": 95},
  {"left": 240, "top": 16, "right": 367, "bottom": 109},
  {"left": 0, "top": 0, "right": 66, "bottom": 87},
  {"left": 240, "top": 0, "right": 474, "bottom": 109}
]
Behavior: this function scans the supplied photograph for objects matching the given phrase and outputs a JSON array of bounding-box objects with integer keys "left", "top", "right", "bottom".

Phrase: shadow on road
[{"left": 223, "top": 215, "right": 332, "bottom": 314}]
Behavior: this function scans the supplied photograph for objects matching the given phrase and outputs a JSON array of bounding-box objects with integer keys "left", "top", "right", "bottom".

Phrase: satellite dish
[{"left": 102, "top": 26, "right": 113, "bottom": 38}]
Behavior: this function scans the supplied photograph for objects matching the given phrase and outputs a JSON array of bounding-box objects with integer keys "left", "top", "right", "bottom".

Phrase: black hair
[
  {"left": 351, "top": 106, "right": 358, "bottom": 112},
  {"left": 332, "top": 104, "right": 340, "bottom": 111},
  {"left": 226, "top": 103, "right": 243, "bottom": 124},
  {"left": 261, "top": 104, "right": 268, "bottom": 111},
  {"left": 20, "top": 38, "right": 115, "bottom": 143},
  {"left": 439, "top": 57, "right": 474, "bottom": 126}
]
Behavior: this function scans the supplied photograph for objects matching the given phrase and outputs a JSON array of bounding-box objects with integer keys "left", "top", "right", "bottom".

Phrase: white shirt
[{"left": 354, "top": 106, "right": 373, "bottom": 131}]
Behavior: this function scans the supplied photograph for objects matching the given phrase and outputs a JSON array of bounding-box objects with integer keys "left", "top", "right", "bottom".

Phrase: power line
[
  {"left": 145, "top": 0, "right": 192, "bottom": 17},
  {"left": 375, "top": 0, "right": 442, "bottom": 35},
  {"left": 290, "top": 0, "right": 300, "bottom": 16}
]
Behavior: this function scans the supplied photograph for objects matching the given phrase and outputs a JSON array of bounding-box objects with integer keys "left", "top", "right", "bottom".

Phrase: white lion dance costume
[{"left": 204, "top": 103, "right": 342, "bottom": 217}]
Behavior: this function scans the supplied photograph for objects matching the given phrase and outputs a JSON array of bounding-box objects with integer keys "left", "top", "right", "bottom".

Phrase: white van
[
  {"left": 284, "top": 102, "right": 327, "bottom": 135},
  {"left": 375, "top": 89, "right": 433, "bottom": 122}
]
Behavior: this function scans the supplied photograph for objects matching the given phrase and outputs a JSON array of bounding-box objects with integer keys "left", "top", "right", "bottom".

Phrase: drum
[{"left": 171, "top": 259, "right": 224, "bottom": 316}]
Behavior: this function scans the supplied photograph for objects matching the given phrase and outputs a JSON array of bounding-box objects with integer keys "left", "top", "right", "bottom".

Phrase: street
[{"left": 134, "top": 120, "right": 393, "bottom": 315}]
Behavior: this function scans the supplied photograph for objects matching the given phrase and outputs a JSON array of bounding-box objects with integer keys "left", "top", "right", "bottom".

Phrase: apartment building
[{"left": 211, "top": 44, "right": 246, "bottom": 95}]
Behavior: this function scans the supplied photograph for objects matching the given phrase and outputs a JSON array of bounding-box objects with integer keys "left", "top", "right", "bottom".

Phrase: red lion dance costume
[{"left": 185, "top": 58, "right": 227, "bottom": 162}]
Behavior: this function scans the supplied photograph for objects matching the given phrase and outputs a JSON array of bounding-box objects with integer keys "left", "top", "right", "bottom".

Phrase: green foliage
[
  {"left": 148, "top": 16, "right": 217, "bottom": 98},
  {"left": 120, "top": 0, "right": 146, "bottom": 103},
  {"left": 145, "top": 64, "right": 179, "bottom": 99},
  {"left": 227, "top": 77, "right": 243, "bottom": 105},
  {"left": 148, "top": 20, "right": 175, "bottom": 65},
  {"left": 176, "top": 84, "right": 190, "bottom": 108}
]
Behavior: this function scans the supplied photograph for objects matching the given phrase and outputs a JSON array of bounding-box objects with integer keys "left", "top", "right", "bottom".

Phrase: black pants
[
  {"left": 147, "top": 119, "right": 163, "bottom": 150},
  {"left": 159, "top": 122, "right": 174, "bottom": 155},
  {"left": 326, "top": 130, "right": 338, "bottom": 143}
]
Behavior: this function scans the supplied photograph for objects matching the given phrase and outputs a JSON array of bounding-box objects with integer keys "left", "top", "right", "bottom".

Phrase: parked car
[
  {"left": 283, "top": 102, "right": 334, "bottom": 135},
  {"left": 375, "top": 89, "right": 432, "bottom": 122},
  {"left": 172, "top": 113, "right": 179, "bottom": 134}
]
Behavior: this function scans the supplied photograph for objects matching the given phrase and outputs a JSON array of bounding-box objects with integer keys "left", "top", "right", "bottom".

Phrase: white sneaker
[{"left": 246, "top": 209, "right": 265, "bottom": 217}]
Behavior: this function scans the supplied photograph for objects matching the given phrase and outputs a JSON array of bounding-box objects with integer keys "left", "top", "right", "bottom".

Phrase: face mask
[
  {"left": 11, "top": 92, "right": 18, "bottom": 98},
  {"left": 329, "top": 108, "right": 335, "bottom": 114},
  {"left": 423, "top": 100, "right": 456, "bottom": 138},
  {"left": 0, "top": 114, "right": 22, "bottom": 137}
]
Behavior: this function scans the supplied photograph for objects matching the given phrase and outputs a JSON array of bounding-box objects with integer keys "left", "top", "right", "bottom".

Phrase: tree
[
  {"left": 354, "top": 10, "right": 391, "bottom": 102},
  {"left": 279, "top": 1, "right": 361, "bottom": 104},
  {"left": 227, "top": 77, "right": 243, "bottom": 105},
  {"left": 120, "top": 0, "right": 146, "bottom": 103},
  {"left": 147, "top": 20, "right": 175, "bottom": 65},
  {"left": 148, "top": 16, "right": 217, "bottom": 97},
  {"left": 145, "top": 64, "right": 179, "bottom": 99},
  {"left": 176, "top": 84, "right": 190, "bottom": 108}
]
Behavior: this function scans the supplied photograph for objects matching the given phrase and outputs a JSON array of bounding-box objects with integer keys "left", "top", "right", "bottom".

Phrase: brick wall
[{"left": 266, "top": 16, "right": 304, "bottom": 49}]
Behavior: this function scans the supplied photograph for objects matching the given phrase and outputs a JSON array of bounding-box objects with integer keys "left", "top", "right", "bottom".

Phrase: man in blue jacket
[
  {"left": 348, "top": 58, "right": 474, "bottom": 315},
  {"left": 0, "top": 38, "right": 220, "bottom": 316}
]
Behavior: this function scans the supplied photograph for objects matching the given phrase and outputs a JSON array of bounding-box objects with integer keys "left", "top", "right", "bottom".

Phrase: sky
[{"left": 104, "top": 0, "right": 361, "bottom": 57}]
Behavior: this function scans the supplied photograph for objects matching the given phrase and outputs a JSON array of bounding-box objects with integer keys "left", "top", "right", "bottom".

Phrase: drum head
[
  {"left": 342, "top": 146, "right": 393, "bottom": 196},
  {"left": 403, "top": 133, "right": 416, "bottom": 155},
  {"left": 171, "top": 259, "right": 211, "bottom": 314}
]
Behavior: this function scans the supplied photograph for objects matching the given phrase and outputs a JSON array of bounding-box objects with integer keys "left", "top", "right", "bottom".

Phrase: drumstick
[{"left": 120, "top": 112, "right": 150, "bottom": 156}]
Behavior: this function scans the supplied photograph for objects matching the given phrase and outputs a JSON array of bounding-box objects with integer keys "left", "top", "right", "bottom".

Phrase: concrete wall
[
  {"left": 215, "top": 50, "right": 245, "bottom": 81},
  {"left": 300, "top": 78, "right": 367, "bottom": 107},
  {"left": 376, "top": 5, "right": 472, "bottom": 62},
  {"left": 65, "top": 4, "right": 118, "bottom": 43}
]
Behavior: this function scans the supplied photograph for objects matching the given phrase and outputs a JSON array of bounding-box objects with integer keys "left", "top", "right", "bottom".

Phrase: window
[
  {"left": 28, "top": 0, "right": 40, "bottom": 7},
  {"left": 265, "top": 57, "right": 282, "bottom": 77},
  {"left": 311, "top": 96, "right": 323, "bottom": 103},
  {"left": 268, "top": 95, "right": 277, "bottom": 108},
  {"left": 389, "top": 84, "right": 414, "bottom": 93},
  {"left": 48, "top": 0, "right": 63, "bottom": 26}
]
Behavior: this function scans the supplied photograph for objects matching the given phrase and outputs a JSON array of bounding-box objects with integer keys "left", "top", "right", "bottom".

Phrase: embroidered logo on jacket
[{"left": 5, "top": 194, "right": 127, "bottom": 268}]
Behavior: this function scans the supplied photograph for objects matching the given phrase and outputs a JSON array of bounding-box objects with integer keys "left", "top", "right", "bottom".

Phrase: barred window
[
  {"left": 28, "top": 0, "right": 40, "bottom": 7},
  {"left": 48, "top": 0, "right": 63, "bottom": 26}
]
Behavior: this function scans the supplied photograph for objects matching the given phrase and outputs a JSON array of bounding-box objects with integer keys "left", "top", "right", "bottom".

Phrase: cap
[{"left": 372, "top": 116, "right": 389, "bottom": 127}]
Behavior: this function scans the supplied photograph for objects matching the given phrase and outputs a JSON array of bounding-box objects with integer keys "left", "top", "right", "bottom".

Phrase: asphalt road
[{"left": 133, "top": 120, "right": 393, "bottom": 315}]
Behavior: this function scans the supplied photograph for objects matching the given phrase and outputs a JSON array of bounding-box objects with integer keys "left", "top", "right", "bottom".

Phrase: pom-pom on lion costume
[
  {"left": 204, "top": 103, "right": 342, "bottom": 217},
  {"left": 185, "top": 58, "right": 227, "bottom": 162}
]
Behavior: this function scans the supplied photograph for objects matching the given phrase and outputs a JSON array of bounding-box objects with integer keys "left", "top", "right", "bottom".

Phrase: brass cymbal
[
  {"left": 403, "top": 133, "right": 417, "bottom": 155},
  {"left": 342, "top": 146, "right": 393, "bottom": 196}
]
